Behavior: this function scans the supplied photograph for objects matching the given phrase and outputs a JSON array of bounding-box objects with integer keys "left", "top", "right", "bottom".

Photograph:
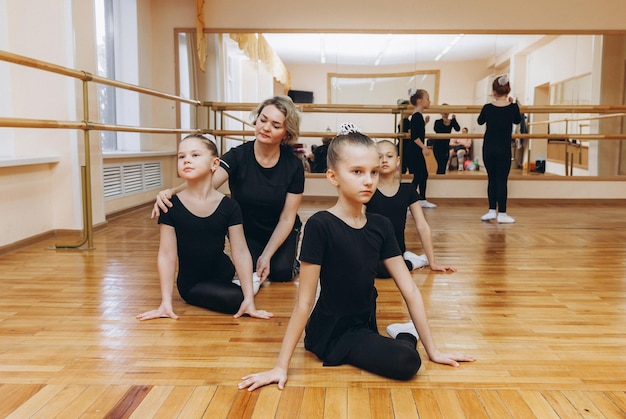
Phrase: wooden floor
[{"left": 1, "top": 198, "right": 626, "bottom": 418}]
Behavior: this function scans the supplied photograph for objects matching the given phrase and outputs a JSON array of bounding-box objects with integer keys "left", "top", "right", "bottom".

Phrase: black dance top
[
  {"left": 365, "top": 183, "right": 420, "bottom": 253},
  {"left": 158, "top": 195, "right": 242, "bottom": 287},
  {"left": 409, "top": 112, "right": 426, "bottom": 143},
  {"left": 477, "top": 103, "right": 522, "bottom": 153},
  {"left": 433, "top": 118, "right": 461, "bottom": 148}
]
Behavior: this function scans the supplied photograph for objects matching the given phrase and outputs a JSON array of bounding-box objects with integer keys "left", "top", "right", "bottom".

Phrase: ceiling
[{"left": 263, "top": 33, "right": 539, "bottom": 66}]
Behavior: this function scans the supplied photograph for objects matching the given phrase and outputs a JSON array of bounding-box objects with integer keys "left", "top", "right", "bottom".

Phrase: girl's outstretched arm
[
  {"left": 137, "top": 224, "right": 179, "bottom": 320},
  {"left": 408, "top": 202, "right": 456, "bottom": 272},
  {"left": 238, "top": 262, "right": 320, "bottom": 391},
  {"left": 228, "top": 224, "right": 273, "bottom": 319},
  {"left": 384, "top": 256, "right": 475, "bottom": 366},
  {"left": 255, "top": 192, "right": 303, "bottom": 282}
]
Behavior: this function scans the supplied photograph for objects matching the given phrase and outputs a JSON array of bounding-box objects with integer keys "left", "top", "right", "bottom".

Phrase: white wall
[
  {"left": 524, "top": 35, "right": 597, "bottom": 174},
  {"left": 0, "top": 0, "right": 95, "bottom": 247},
  {"left": 288, "top": 59, "right": 487, "bottom": 152}
]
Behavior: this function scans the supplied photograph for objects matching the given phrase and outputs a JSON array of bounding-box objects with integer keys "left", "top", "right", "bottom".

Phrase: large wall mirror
[{"left": 175, "top": 31, "right": 626, "bottom": 178}]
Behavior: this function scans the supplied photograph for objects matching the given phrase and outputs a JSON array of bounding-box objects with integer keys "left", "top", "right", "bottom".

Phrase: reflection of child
[
  {"left": 238, "top": 124, "right": 474, "bottom": 391},
  {"left": 478, "top": 76, "right": 521, "bottom": 223},
  {"left": 408, "top": 90, "right": 436, "bottom": 208},
  {"left": 432, "top": 105, "right": 460, "bottom": 174},
  {"left": 366, "top": 140, "right": 457, "bottom": 277},
  {"left": 137, "top": 135, "right": 272, "bottom": 321},
  {"left": 312, "top": 136, "right": 332, "bottom": 173}
]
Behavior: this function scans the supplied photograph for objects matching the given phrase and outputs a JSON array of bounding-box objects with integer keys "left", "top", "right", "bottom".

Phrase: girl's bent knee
[{"left": 394, "top": 354, "right": 422, "bottom": 380}]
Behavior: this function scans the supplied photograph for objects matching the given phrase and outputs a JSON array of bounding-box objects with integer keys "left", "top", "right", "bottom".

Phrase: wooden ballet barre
[{"left": 206, "top": 101, "right": 626, "bottom": 115}]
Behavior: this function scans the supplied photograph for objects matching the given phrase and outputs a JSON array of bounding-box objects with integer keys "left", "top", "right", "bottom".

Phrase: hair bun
[
  {"left": 497, "top": 75, "right": 509, "bottom": 86},
  {"left": 337, "top": 122, "right": 360, "bottom": 135}
]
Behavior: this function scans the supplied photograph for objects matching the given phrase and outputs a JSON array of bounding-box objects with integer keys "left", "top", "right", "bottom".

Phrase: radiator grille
[{"left": 103, "top": 161, "right": 162, "bottom": 199}]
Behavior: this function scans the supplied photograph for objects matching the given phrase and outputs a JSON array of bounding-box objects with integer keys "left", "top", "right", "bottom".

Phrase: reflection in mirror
[
  {"left": 328, "top": 70, "right": 439, "bottom": 105},
  {"left": 175, "top": 31, "right": 626, "bottom": 177}
]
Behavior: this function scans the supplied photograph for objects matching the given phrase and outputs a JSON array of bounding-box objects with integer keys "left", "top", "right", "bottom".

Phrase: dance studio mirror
[{"left": 175, "top": 31, "right": 626, "bottom": 177}]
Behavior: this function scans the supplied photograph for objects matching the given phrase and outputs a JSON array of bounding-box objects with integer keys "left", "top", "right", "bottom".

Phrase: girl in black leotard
[
  {"left": 137, "top": 135, "right": 273, "bottom": 320},
  {"left": 408, "top": 89, "right": 437, "bottom": 208},
  {"left": 432, "top": 105, "right": 460, "bottom": 174},
  {"left": 478, "top": 76, "right": 522, "bottom": 224},
  {"left": 238, "top": 124, "right": 474, "bottom": 391},
  {"left": 366, "top": 140, "right": 456, "bottom": 278}
]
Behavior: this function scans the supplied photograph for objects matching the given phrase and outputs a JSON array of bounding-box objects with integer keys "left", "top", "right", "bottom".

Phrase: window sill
[
  {"left": 102, "top": 150, "right": 176, "bottom": 159},
  {"left": 0, "top": 156, "right": 60, "bottom": 168}
]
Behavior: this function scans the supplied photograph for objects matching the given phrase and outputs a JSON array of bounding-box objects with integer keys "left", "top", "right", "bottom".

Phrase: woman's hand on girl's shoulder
[{"left": 151, "top": 189, "right": 173, "bottom": 218}]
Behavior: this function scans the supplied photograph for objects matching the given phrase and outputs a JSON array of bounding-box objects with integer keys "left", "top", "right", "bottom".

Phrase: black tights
[
  {"left": 179, "top": 281, "right": 243, "bottom": 315},
  {"left": 409, "top": 151, "right": 428, "bottom": 200},
  {"left": 344, "top": 331, "right": 422, "bottom": 381},
  {"left": 483, "top": 150, "right": 511, "bottom": 213},
  {"left": 433, "top": 143, "right": 450, "bottom": 174}
]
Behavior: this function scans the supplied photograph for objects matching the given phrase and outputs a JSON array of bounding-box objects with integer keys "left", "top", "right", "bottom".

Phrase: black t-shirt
[
  {"left": 300, "top": 211, "right": 400, "bottom": 364},
  {"left": 477, "top": 103, "right": 522, "bottom": 153},
  {"left": 433, "top": 118, "right": 460, "bottom": 135},
  {"left": 433, "top": 118, "right": 461, "bottom": 149},
  {"left": 365, "top": 183, "right": 420, "bottom": 253},
  {"left": 409, "top": 112, "right": 426, "bottom": 143},
  {"left": 220, "top": 141, "right": 305, "bottom": 241},
  {"left": 158, "top": 195, "right": 242, "bottom": 287}
]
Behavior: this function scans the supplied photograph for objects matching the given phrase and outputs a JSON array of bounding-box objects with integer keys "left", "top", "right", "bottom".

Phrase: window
[
  {"left": 94, "top": 0, "right": 140, "bottom": 152},
  {"left": 95, "top": 0, "right": 117, "bottom": 151}
]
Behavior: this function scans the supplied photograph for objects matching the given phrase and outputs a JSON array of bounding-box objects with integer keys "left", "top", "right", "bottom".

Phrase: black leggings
[
  {"left": 344, "top": 331, "right": 422, "bottom": 380},
  {"left": 433, "top": 142, "right": 450, "bottom": 174},
  {"left": 177, "top": 256, "right": 243, "bottom": 315},
  {"left": 247, "top": 224, "right": 301, "bottom": 282},
  {"left": 483, "top": 149, "right": 511, "bottom": 213},
  {"left": 408, "top": 151, "right": 428, "bottom": 200},
  {"left": 179, "top": 281, "right": 243, "bottom": 315}
]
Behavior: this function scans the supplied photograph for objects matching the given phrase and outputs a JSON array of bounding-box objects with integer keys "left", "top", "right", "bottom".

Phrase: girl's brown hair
[
  {"left": 181, "top": 134, "right": 218, "bottom": 156},
  {"left": 492, "top": 75, "right": 511, "bottom": 97},
  {"left": 409, "top": 89, "right": 428, "bottom": 106}
]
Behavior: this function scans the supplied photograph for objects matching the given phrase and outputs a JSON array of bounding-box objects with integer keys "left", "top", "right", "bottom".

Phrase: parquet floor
[{"left": 1, "top": 198, "right": 626, "bottom": 418}]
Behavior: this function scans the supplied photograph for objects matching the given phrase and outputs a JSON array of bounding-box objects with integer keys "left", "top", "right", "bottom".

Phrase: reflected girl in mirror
[
  {"left": 408, "top": 89, "right": 436, "bottom": 208},
  {"left": 477, "top": 76, "right": 522, "bottom": 223}
]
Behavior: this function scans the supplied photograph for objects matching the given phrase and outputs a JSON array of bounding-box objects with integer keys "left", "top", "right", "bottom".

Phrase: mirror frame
[{"left": 327, "top": 70, "right": 440, "bottom": 105}]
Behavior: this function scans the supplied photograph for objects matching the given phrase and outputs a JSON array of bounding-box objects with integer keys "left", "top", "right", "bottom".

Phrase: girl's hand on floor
[
  {"left": 429, "top": 349, "right": 475, "bottom": 367},
  {"left": 429, "top": 263, "right": 457, "bottom": 273},
  {"left": 136, "top": 304, "right": 178, "bottom": 321},
  {"left": 239, "top": 367, "right": 287, "bottom": 391}
]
